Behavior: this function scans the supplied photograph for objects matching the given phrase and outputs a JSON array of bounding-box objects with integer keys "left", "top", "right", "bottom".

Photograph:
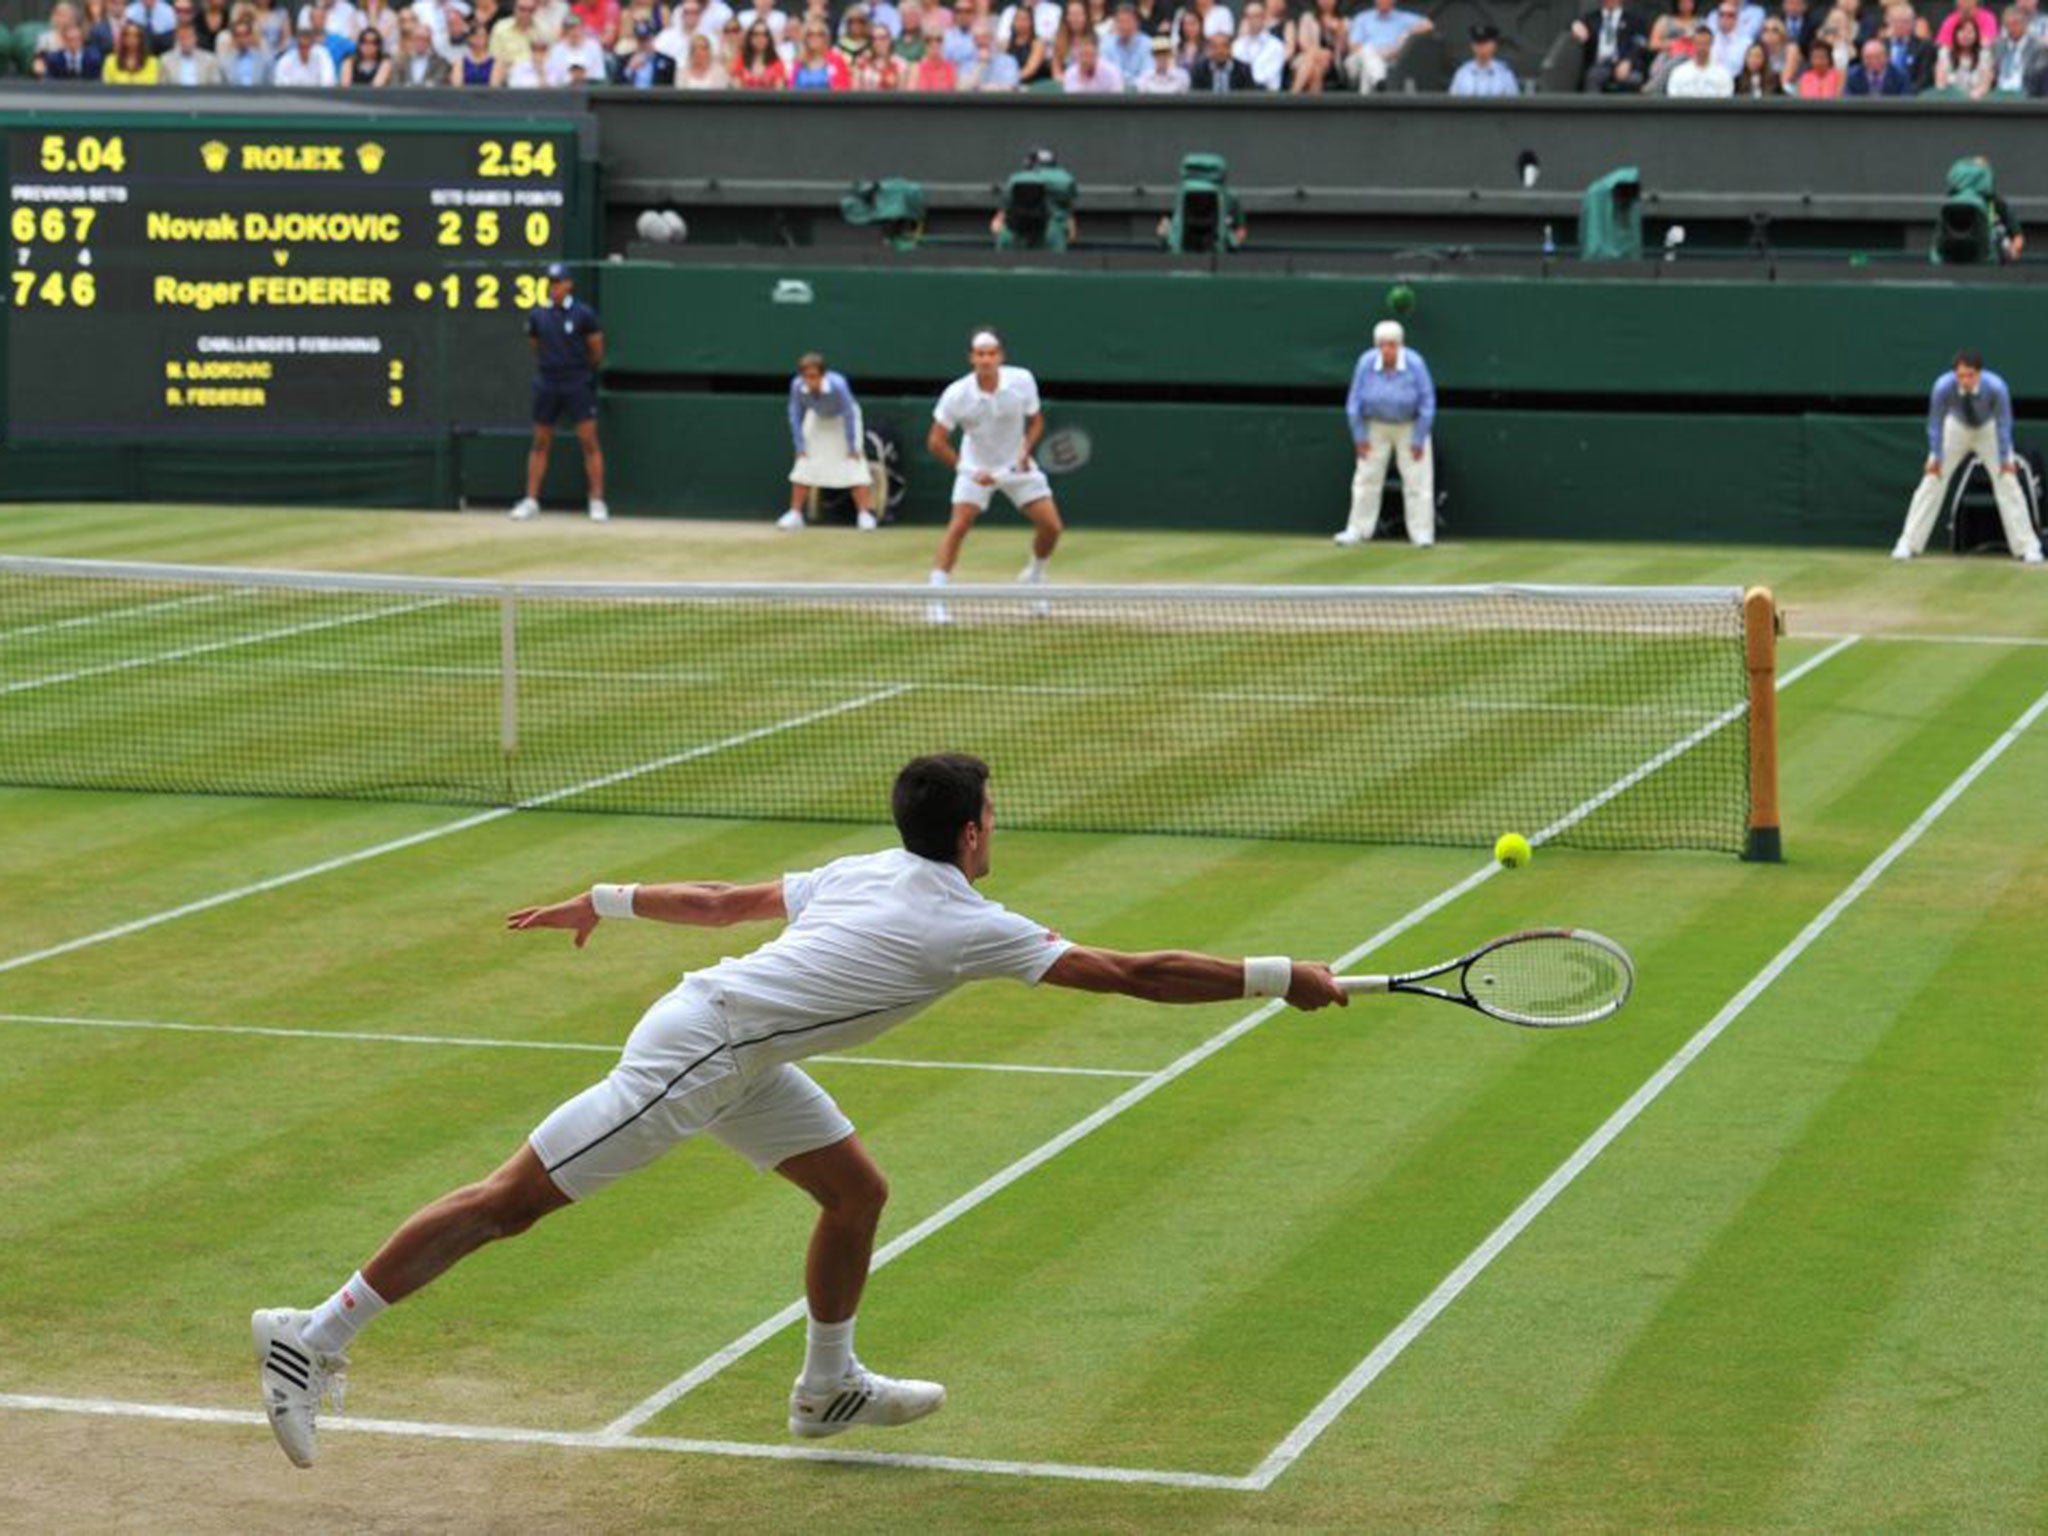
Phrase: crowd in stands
[
  {"left": 1572, "top": 0, "right": 2048, "bottom": 95},
  {"left": 22, "top": 0, "right": 2048, "bottom": 93}
]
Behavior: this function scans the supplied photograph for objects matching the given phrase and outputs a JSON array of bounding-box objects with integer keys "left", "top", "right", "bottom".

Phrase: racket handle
[{"left": 1336, "top": 976, "right": 1392, "bottom": 995}]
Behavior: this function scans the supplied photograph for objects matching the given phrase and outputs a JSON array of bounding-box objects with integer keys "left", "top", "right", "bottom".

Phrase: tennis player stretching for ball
[
  {"left": 252, "top": 753, "right": 1345, "bottom": 1468},
  {"left": 924, "top": 330, "right": 1064, "bottom": 623}
]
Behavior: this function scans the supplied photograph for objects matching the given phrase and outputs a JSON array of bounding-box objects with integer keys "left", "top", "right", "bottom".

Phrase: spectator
[
  {"left": 453, "top": 18, "right": 502, "bottom": 77},
  {"left": 506, "top": 30, "right": 561, "bottom": 77},
  {"left": 392, "top": 16, "right": 452, "bottom": 77},
  {"left": 1571, "top": 0, "right": 1650, "bottom": 89},
  {"left": 680, "top": 24, "right": 730, "bottom": 76},
  {"left": 37, "top": 14, "right": 105, "bottom": 74},
  {"left": 1704, "top": 2, "right": 1748, "bottom": 69},
  {"left": 1894, "top": 350, "right": 2042, "bottom": 563},
  {"left": 1232, "top": 0, "right": 1284, "bottom": 83},
  {"left": 1134, "top": 22, "right": 1187, "bottom": 80},
  {"left": 868, "top": 0, "right": 904, "bottom": 41},
  {"left": 836, "top": 2, "right": 874, "bottom": 60},
  {"left": 341, "top": 23, "right": 390, "bottom": 76},
  {"left": 555, "top": 9, "right": 609, "bottom": 69},
  {"left": 1127, "top": 0, "right": 1167, "bottom": 29},
  {"left": 907, "top": 16, "right": 955, "bottom": 78},
  {"left": 357, "top": 0, "right": 400, "bottom": 48},
  {"left": 215, "top": 6, "right": 270, "bottom": 76},
  {"left": 158, "top": 12, "right": 223, "bottom": 71},
  {"left": 1667, "top": 23, "right": 1735, "bottom": 84},
  {"left": 1756, "top": 15, "right": 1796, "bottom": 72},
  {"left": 611, "top": 0, "right": 663, "bottom": 54},
  {"left": 1102, "top": 0, "right": 1148, "bottom": 70},
  {"left": 1880, "top": 1, "right": 1932, "bottom": 84},
  {"left": 1050, "top": 0, "right": 1087, "bottom": 67},
  {"left": 1846, "top": 31, "right": 1910, "bottom": 86},
  {"left": 997, "top": 0, "right": 1058, "bottom": 39},
  {"left": 1336, "top": 319, "right": 1435, "bottom": 549},
  {"left": 1810, "top": 4, "right": 1855, "bottom": 62},
  {"left": 490, "top": 0, "right": 549, "bottom": 67},
  {"left": 1348, "top": 0, "right": 1428, "bottom": 77},
  {"left": 940, "top": 0, "right": 983, "bottom": 58},
  {"left": 1289, "top": 0, "right": 1337, "bottom": 86},
  {"left": 124, "top": 0, "right": 176, "bottom": 50},
  {"left": 1936, "top": 12, "right": 1993, "bottom": 85},
  {"left": 653, "top": 0, "right": 700, "bottom": 56},
  {"left": 1734, "top": 35, "right": 1782, "bottom": 84},
  {"left": 82, "top": 0, "right": 119, "bottom": 53},
  {"left": 1796, "top": 30, "right": 1844, "bottom": 83},
  {"left": 731, "top": 18, "right": 786, "bottom": 79},
  {"left": 855, "top": 20, "right": 911, "bottom": 79},
  {"left": 1774, "top": 0, "right": 1817, "bottom": 49},
  {"left": 788, "top": 16, "right": 850, "bottom": 81},
  {"left": 1266, "top": 0, "right": 1305, "bottom": 76},
  {"left": 1935, "top": 0, "right": 1995, "bottom": 45},
  {"left": 777, "top": 354, "right": 878, "bottom": 533},
  {"left": 1170, "top": 4, "right": 1203, "bottom": 62},
  {"left": 192, "top": 0, "right": 230, "bottom": 44},
  {"left": 1180, "top": 0, "right": 1235, "bottom": 37},
  {"left": 101, "top": 14, "right": 161, "bottom": 70},
  {"left": 1061, "top": 24, "right": 1123, "bottom": 80},
  {"left": 1989, "top": 2, "right": 2043, "bottom": 85},
  {"left": 2026, "top": 0, "right": 2048, "bottom": 42},
  {"left": 1650, "top": 0, "right": 1702, "bottom": 54},
  {"left": 1188, "top": 22, "right": 1255, "bottom": 82},
  {"left": 1449, "top": 20, "right": 1517, "bottom": 92},
  {"left": 1005, "top": 3, "right": 1050, "bottom": 76},
  {"left": 958, "top": 16, "right": 1020, "bottom": 78},
  {"left": 575, "top": 0, "right": 621, "bottom": 46}
]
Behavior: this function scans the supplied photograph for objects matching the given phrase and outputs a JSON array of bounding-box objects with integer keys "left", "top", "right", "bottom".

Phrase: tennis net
[{"left": 0, "top": 555, "right": 1774, "bottom": 854}]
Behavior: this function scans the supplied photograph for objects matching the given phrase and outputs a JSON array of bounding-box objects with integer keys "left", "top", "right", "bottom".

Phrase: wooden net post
[{"left": 1742, "top": 586, "right": 1782, "bottom": 862}]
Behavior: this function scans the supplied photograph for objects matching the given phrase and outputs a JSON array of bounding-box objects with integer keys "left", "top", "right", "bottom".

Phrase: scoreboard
[{"left": 4, "top": 118, "right": 589, "bottom": 440}]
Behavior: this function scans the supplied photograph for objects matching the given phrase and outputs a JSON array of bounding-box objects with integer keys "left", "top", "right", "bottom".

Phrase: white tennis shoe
[
  {"left": 1891, "top": 540, "right": 1913, "bottom": 560},
  {"left": 856, "top": 510, "right": 879, "bottom": 531},
  {"left": 788, "top": 1365, "right": 945, "bottom": 1439},
  {"left": 251, "top": 1307, "right": 348, "bottom": 1469},
  {"left": 776, "top": 509, "right": 805, "bottom": 531},
  {"left": 1333, "top": 528, "right": 1365, "bottom": 547},
  {"left": 588, "top": 499, "right": 610, "bottom": 522},
  {"left": 509, "top": 498, "right": 540, "bottom": 521}
]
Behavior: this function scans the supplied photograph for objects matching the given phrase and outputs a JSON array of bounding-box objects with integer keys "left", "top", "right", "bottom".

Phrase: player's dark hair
[
  {"left": 798, "top": 351, "right": 826, "bottom": 373},
  {"left": 893, "top": 754, "right": 990, "bottom": 864},
  {"left": 1954, "top": 349, "right": 1984, "bottom": 371}
]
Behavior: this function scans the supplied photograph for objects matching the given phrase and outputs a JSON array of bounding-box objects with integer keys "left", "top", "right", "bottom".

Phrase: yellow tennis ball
[{"left": 1494, "top": 833, "right": 1532, "bottom": 868}]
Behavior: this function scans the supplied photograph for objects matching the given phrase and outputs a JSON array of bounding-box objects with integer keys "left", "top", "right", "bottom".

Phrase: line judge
[
  {"left": 1892, "top": 349, "right": 2043, "bottom": 563},
  {"left": 1335, "top": 319, "right": 1437, "bottom": 549}
]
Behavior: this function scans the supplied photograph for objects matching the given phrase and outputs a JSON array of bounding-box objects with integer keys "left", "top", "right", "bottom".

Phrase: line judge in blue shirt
[
  {"left": 1336, "top": 319, "right": 1437, "bottom": 547},
  {"left": 510, "top": 262, "right": 608, "bottom": 524},
  {"left": 1449, "top": 22, "right": 1518, "bottom": 94},
  {"left": 777, "top": 353, "right": 878, "bottom": 532},
  {"left": 1893, "top": 349, "right": 2043, "bottom": 562}
]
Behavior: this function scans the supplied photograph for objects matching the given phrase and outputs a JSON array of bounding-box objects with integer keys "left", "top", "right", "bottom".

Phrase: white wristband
[
  {"left": 591, "top": 883, "right": 638, "bottom": 920},
  {"left": 1243, "top": 956, "right": 1293, "bottom": 999}
]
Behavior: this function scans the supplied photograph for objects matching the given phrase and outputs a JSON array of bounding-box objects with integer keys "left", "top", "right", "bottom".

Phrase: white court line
[
  {"left": 0, "top": 588, "right": 243, "bottom": 645},
  {"left": 598, "top": 638, "right": 1859, "bottom": 1440},
  {"left": 0, "top": 685, "right": 911, "bottom": 978},
  {"left": 0, "top": 1011, "right": 1149, "bottom": 1080},
  {"left": 0, "top": 597, "right": 447, "bottom": 696},
  {"left": 1806, "top": 631, "right": 2048, "bottom": 648},
  {"left": 1245, "top": 674, "right": 2048, "bottom": 1491},
  {"left": 0, "top": 1393, "right": 1254, "bottom": 1491}
]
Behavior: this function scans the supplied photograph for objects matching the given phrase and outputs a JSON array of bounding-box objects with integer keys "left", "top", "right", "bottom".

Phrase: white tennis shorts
[
  {"left": 950, "top": 466, "right": 1053, "bottom": 511},
  {"left": 529, "top": 991, "right": 854, "bottom": 1200}
]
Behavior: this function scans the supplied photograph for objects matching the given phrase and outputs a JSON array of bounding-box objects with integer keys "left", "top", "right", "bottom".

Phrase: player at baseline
[
  {"left": 252, "top": 754, "right": 1347, "bottom": 1468},
  {"left": 923, "top": 330, "right": 1065, "bottom": 623}
]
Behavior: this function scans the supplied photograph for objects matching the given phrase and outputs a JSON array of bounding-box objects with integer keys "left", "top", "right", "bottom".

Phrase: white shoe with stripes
[
  {"left": 251, "top": 1308, "right": 347, "bottom": 1469},
  {"left": 788, "top": 1365, "right": 945, "bottom": 1439}
]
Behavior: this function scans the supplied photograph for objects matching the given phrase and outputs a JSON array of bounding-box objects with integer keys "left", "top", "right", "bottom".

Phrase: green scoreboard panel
[{"left": 4, "top": 118, "right": 586, "bottom": 439}]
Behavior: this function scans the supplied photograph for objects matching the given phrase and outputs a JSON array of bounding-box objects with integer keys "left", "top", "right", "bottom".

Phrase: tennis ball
[
  {"left": 1494, "top": 833, "right": 1532, "bottom": 869},
  {"left": 1387, "top": 283, "right": 1416, "bottom": 316}
]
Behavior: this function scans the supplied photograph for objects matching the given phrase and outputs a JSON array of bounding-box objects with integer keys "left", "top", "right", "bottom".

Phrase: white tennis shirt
[
  {"left": 933, "top": 367, "right": 1042, "bottom": 473},
  {"left": 673, "top": 847, "right": 1072, "bottom": 1068}
]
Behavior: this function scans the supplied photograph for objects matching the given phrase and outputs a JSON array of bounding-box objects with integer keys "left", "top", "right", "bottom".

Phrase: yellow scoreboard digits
[
  {"left": 38, "top": 133, "right": 126, "bottom": 173},
  {"left": 476, "top": 140, "right": 559, "bottom": 180}
]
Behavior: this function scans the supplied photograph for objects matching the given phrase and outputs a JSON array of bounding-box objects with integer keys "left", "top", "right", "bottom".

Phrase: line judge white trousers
[
  {"left": 1346, "top": 419, "right": 1435, "bottom": 545},
  {"left": 1896, "top": 416, "right": 2042, "bottom": 559}
]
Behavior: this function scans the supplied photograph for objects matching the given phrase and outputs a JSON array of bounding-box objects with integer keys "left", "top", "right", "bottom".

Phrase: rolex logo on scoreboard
[
  {"left": 199, "top": 140, "right": 230, "bottom": 174},
  {"left": 355, "top": 142, "right": 386, "bottom": 175}
]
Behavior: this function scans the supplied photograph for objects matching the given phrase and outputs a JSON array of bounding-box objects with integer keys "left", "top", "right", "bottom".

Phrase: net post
[
  {"left": 499, "top": 588, "right": 518, "bottom": 803},
  {"left": 1742, "top": 585, "right": 1782, "bottom": 862}
]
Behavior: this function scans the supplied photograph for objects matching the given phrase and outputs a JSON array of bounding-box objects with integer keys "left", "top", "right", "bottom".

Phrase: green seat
[
  {"left": 17, "top": 20, "right": 49, "bottom": 71},
  {"left": 1025, "top": 76, "right": 1063, "bottom": 93}
]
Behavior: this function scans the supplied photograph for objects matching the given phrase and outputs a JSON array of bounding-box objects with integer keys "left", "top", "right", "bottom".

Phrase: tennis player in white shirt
[
  {"left": 251, "top": 754, "right": 1346, "bottom": 1469},
  {"left": 924, "top": 330, "right": 1066, "bottom": 619}
]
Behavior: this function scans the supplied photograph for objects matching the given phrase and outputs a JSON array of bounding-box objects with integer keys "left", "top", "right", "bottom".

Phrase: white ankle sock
[
  {"left": 801, "top": 1313, "right": 857, "bottom": 1389},
  {"left": 928, "top": 569, "right": 948, "bottom": 587},
  {"left": 301, "top": 1271, "right": 388, "bottom": 1355},
  {"left": 1022, "top": 555, "right": 1049, "bottom": 579}
]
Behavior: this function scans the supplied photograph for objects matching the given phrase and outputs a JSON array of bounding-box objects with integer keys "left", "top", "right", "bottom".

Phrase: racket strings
[{"left": 1467, "top": 933, "right": 1632, "bottom": 1026}]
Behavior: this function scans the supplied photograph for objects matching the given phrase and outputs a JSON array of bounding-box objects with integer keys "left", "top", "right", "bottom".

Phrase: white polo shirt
[
  {"left": 934, "top": 366, "right": 1042, "bottom": 473},
  {"left": 678, "top": 847, "right": 1072, "bottom": 1068}
]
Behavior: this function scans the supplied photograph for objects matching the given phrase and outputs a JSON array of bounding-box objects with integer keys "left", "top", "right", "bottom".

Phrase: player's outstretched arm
[
  {"left": 1043, "top": 945, "right": 1347, "bottom": 1011},
  {"left": 506, "top": 880, "right": 787, "bottom": 947}
]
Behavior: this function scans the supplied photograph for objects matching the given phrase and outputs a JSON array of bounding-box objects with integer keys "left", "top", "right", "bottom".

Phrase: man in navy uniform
[{"left": 510, "top": 262, "right": 609, "bottom": 523}]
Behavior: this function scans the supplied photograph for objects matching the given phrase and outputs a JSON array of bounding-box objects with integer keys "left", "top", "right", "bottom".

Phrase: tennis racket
[
  {"left": 1036, "top": 425, "right": 1092, "bottom": 474},
  {"left": 1337, "top": 928, "right": 1634, "bottom": 1029}
]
